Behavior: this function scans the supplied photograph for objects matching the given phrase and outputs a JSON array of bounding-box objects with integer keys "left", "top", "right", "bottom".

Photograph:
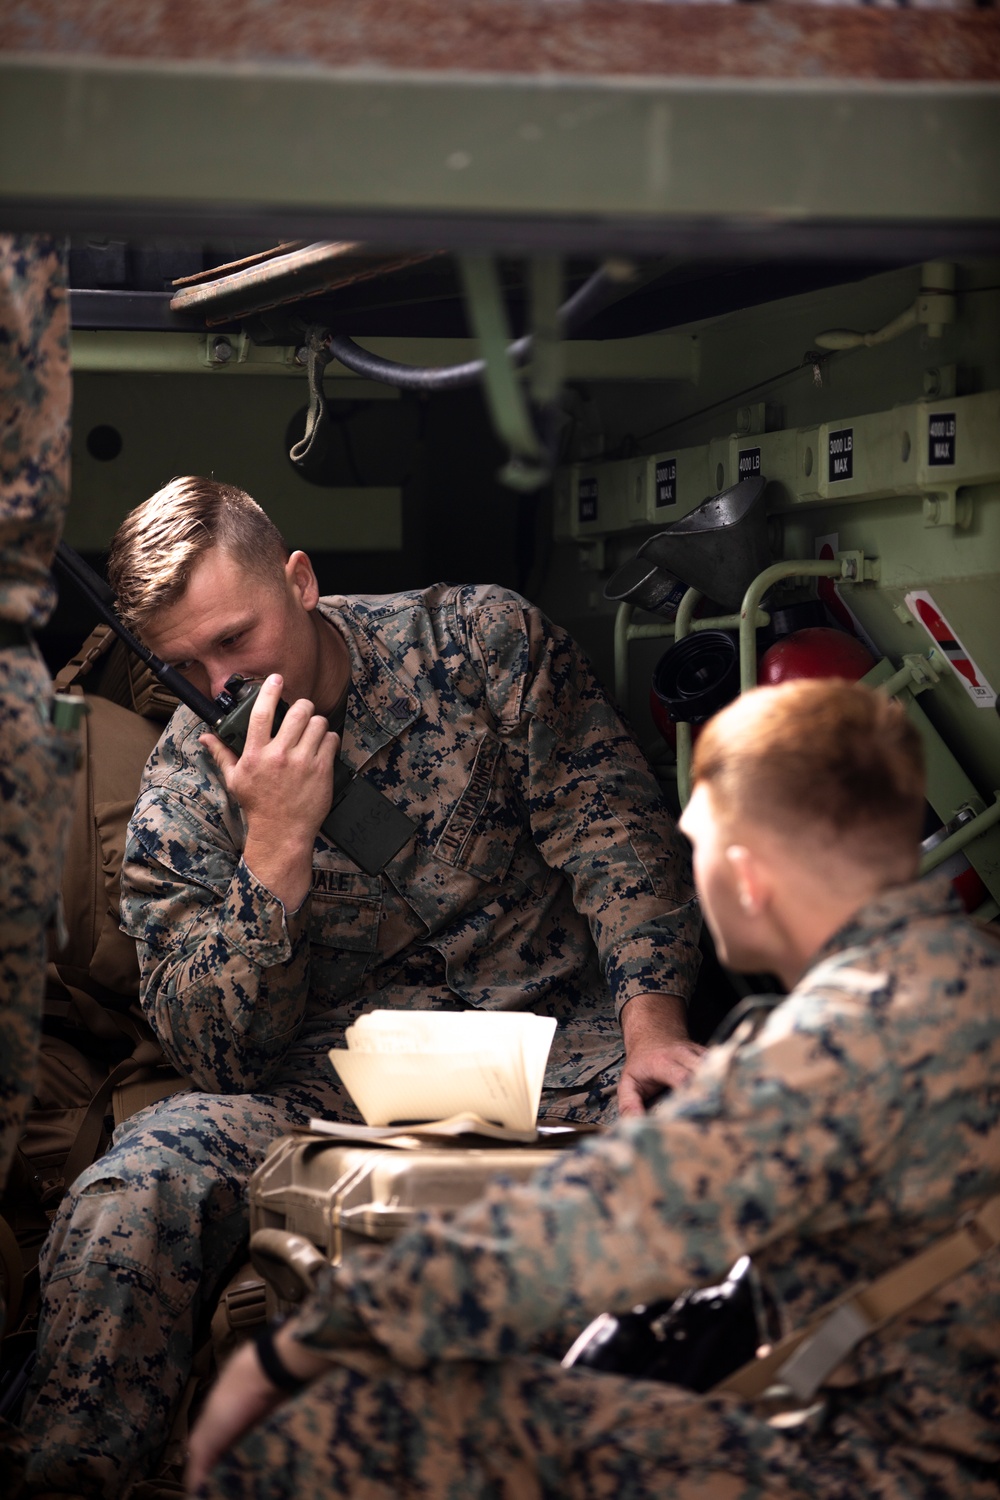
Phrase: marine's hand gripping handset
[{"left": 55, "top": 543, "right": 416, "bottom": 875}]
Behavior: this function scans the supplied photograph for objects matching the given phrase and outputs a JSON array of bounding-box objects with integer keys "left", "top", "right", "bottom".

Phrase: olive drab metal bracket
[
  {"left": 916, "top": 795, "right": 1000, "bottom": 880},
  {"left": 595, "top": 382, "right": 1000, "bottom": 909},
  {"left": 811, "top": 261, "right": 957, "bottom": 356},
  {"left": 557, "top": 388, "right": 1000, "bottom": 545}
]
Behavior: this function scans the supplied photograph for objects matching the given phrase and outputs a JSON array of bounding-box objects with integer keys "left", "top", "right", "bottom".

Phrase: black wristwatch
[{"left": 253, "top": 1318, "right": 309, "bottom": 1394}]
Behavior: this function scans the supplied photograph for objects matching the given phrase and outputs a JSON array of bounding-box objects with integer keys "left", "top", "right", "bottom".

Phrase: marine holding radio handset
[{"left": 55, "top": 541, "right": 416, "bottom": 884}]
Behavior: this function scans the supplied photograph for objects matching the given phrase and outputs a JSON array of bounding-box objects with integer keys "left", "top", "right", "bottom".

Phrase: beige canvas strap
[
  {"left": 720, "top": 1193, "right": 1000, "bottom": 1404},
  {"left": 38, "top": 972, "right": 186, "bottom": 1205},
  {"left": 52, "top": 622, "right": 115, "bottom": 691},
  {"left": 111, "top": 1073, "right": 188, "bottom": 1129},
  {"left": 52, "top": 620, "right": 178, "bottom": 720},
  {"left": 58, "top": 1043, "right": 165, "bottom": 1199}
]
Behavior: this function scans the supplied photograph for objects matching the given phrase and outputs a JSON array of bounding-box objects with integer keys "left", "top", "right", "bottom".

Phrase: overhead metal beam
[
  {"left": 1, "top": 58, "right": 998, "bottom": 254},
  {"left": 68, "top": 329, "right": 701, "bottom": 383}
]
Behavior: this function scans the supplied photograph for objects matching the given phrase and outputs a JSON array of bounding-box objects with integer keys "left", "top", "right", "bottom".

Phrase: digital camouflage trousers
[
  {"left": 20, "top": 1079, "right": 347, "bottom": 1497},
  {"left": 20, "top": 1070, "right": 619, "bottom": 1496}
]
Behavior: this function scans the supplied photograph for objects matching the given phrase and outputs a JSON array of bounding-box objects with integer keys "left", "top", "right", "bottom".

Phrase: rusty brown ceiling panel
[{"left": 1, "top": 0, "right": 998, "bottom": 82}]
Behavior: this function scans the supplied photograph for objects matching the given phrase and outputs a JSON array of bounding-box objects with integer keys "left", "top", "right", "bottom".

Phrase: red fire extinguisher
[{"left": 758, "top": 626, "right": 876, "bottom": 686}]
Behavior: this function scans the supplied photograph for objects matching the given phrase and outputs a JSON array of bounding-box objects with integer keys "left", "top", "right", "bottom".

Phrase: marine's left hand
[
  {"left": 618, "top": 992, "right": 705, "bottom": 1116},
  {"left": 185, "top": 1322, "right": 331, "bottom": 1494}
]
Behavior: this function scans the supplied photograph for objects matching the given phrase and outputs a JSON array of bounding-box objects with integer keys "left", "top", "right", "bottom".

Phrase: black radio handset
[
  {"left": 210, "top": 673, "right": 417, "bottom": 873},
  {"left": 54, "top": 543, "right": 417, "bottom": 875}
]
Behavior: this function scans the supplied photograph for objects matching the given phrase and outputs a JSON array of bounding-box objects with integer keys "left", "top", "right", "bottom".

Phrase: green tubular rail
[
  {"left": 738, "top": 559, "right": 844, "bottom": 694},
  {"left": 615, "top": 554, "right": 998, "bottom": 899},
  {"left": 918, "top": 795, "right": 1000, "bottom": 877},
  {"left": 612, "top": 600, "right": 769, "bottom": 714},
  {"left": 616, "top": 556, "right": 875, "bottom": 807},
  {"left": 673, "top": 586, "right": 702, "bottom": 811}
]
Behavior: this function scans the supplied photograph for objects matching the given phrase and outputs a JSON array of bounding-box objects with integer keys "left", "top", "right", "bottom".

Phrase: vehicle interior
[
  {"left": 1, "top": 0, "right": 998, "bottom": 1480},
  {"left": 47, "top": 238, "right": 1000, "bottom": 903}
]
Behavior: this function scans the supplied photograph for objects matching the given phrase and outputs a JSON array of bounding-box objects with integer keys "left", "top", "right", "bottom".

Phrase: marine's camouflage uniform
[
  {"left": 0, "top": 232, "right": 74, "bottom": 1258},
  {"left": 198, "top": 877, "right": 1000, "bottom": 1500},
  {"left": 22, "top": 584, "right": 700, "bottom": 1496}
]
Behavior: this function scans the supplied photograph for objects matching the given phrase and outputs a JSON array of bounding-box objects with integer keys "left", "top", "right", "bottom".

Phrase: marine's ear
[
  {"left": 724, "top": 843, "right": 771, "bottom": 917},
  {"left": 285, "top": 550, "right": 320, "bottom": 610}
]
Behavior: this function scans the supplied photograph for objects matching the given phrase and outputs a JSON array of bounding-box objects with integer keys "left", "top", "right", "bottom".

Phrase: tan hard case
[
  {"left": 247, "top": 1130, "right": 579, "bottom": 1315},
  {"left": 250, "top": 1131, "right": 576, "bottom": 1263}
]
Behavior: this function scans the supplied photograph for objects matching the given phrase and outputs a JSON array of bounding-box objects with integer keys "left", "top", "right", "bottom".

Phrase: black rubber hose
[{"left": 328, "top": 264, "right": 618, "bottom": 392}]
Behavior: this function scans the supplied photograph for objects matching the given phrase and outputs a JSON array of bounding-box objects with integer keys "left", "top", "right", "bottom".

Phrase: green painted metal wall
[{"left": 542, "top": 257, "right": 1000, "bottom": 906}]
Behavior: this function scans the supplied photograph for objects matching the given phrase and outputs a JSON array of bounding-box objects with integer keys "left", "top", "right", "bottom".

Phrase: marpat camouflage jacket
[
  {"left": 121, "top": 585, "right": 700, "bottom": 1095},
  {"left": 296, "top": 877, "right": 1000, "bottom": 1474}
]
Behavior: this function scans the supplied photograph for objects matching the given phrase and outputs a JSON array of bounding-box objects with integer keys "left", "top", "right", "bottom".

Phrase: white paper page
[
  {"left": 329, "top": 1049, "right": 539, "bottom": 1131},
  {"left": 520, "top": 1019, "right": 556, "bottom": 1106},
  {"left": 335, "top": 1013, "right": 557, "bottom": 1130},
  {"left": 346, "top": 1010, "right": 554, "bottom": 1063}
]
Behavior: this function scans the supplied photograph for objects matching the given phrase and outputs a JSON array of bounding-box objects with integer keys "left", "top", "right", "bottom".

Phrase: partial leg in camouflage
[
  {"left": 0, "top": 225, "right": 73, "bottom": 1280},
  {"left": 192, "top": 1353, "right": 873, "bottom": 1500},
  {"left": 20, "top": 1078, "right": 347, "bottom": 1499},
  {"left": 0, "top": 649, "right": 75, "bottom": 1500},
  {"left": 0, "top": 228, "right": 73, "bottom": 1493},
  {"left": 198, "top": 1353, "right": 1000, "bottom": 1500},
  {"left": 0, "top": 646, "right": 76, "bottom": 1236}
]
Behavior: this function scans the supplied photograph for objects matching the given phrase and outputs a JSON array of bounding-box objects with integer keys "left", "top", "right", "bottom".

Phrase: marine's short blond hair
[
  {"left": 692, "top": 679, "right": 926, "bottom": 874},
  {"left": 108, "top": 477, "right": 289, "bottom": 633}
]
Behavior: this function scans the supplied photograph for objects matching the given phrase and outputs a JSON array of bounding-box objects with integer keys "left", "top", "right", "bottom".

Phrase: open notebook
[{"left": 325, "top": 1010, "right": 558, "bottom": 1140}]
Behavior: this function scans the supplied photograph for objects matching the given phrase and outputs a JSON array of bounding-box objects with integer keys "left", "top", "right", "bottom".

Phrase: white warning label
[{"left": 904, "top": 591, "right": 997, "bottom": 709}]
